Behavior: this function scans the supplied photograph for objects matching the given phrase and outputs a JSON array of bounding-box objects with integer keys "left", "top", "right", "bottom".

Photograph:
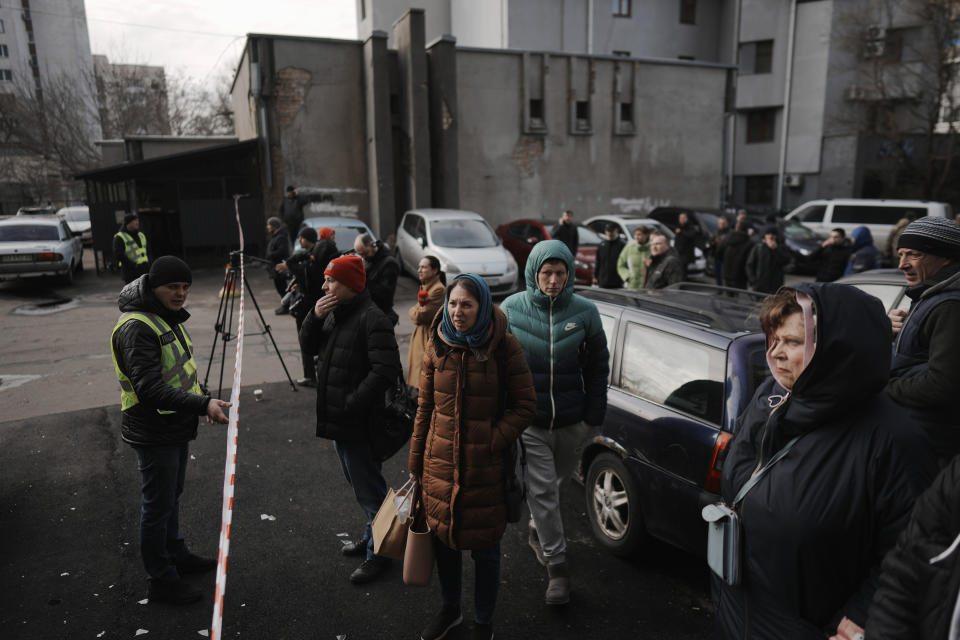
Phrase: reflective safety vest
[
  {"left": 111, "top": 312, "right": 202, "bottom": 413},
  {"left": 115, "top": 231, "right": 148, "bottom": 266}
]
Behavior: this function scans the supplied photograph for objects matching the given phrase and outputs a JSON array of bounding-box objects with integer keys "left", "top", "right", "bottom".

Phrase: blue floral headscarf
[{"left": 440, "top": 273, "right": 493, "bottom": 348}]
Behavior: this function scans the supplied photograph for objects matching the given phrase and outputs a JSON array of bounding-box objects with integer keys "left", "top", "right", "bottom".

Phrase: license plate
[{"left": 1, "top": 254, "right": 33, "bottom": 263}]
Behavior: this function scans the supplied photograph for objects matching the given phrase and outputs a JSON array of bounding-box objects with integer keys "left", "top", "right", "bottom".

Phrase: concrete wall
[
  {"left": 587, "top": 0, "right": 726, "bottom": 60},
  {"left": 359, "top": 0, "right": 451, "bottom": 47},
  {"left": 269, "top": 37, "right": 369, "bottom": 220},
  {"left": 232, "top": 51, "right": 256, "bottom": 141},
  {"left": 452, "top": 50, "right": 728, "bottom": 223},
  {"left": 451, "top": 0, "right": 505, "bottom": 48},
  {"left": 785, "top": 1, "right": 831, "bottom": 175}
]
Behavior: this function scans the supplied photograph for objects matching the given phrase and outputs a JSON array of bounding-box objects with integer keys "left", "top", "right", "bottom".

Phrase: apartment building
[{"left": 359, "top": 0, "right": 953, "bottom": 211}]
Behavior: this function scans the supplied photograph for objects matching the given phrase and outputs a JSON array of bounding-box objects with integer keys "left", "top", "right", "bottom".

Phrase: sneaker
[
  {"left": 176, "top": 554, "right": 217, "bottom": 575},
  {"left": 340, "top": 537, "right": 369, "bottom": 557},
  {"left": 471, "top": 622, "right": 494, "bottom": 640},
  {"left": 545, "top": 562, "right": 570, "bottom": 606},
  {"left": 421, "top": 604, "right": 463, "bottom": 640},
  {"left": 147, "top": 579, "right": 202, "bottom": 605},
  {"left": 528, "top": 524, "right": 547, "bottom": 567},
  {"left": 274, "top": 305, "right": 289, "bottom": 315},
  {"left": 349, "top": 556, "right": 391, "bottom": 584},
  {"left": 296, "top": 377, "right": 317, "bottom": 388}
]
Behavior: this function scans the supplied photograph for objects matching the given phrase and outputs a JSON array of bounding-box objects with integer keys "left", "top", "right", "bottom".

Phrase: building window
[
  {"left": 360, "top": 0, "right": 366, "bottom": 20},
  {"left": 613, "top": 0, "right": 631, "bottom": 17},
  {"left": 612, "top": 50, "right": 631, "bottom": 57},
  {"left": 680, "top": 0, "right": 696, "bottom": 25},
  {"left": 574, "top": 100, "right": 591, "bottom": 132},
  {"left": 0, "top": 19, "right": 5, "bottom": 34},
  {"left": 739, "top": 40, "right": 774, "bottom": 74},
  {"left": 0, "top": 69, "right": 12, "bottom": 82},
  {"left": 0, "top": 44, "right": 7, "bottom": 58},
  {"left": 746, "top": 108, "right": 777, "bottom": 143},
  {"left": 620, "top": 102, "right": 634, "bottom": 125},
  {"left": 744, "top": 175, "right": 776, "bottom": 205},
  {"left": 529, "top": 98, "right": 544, "bottom": 121}
]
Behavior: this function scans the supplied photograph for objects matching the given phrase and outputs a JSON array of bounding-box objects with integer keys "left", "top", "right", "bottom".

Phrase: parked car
[
  {"left": 576, "top": 284, "right": 768, "bottom": 558},
  {"left": 16, "top": 205, "right": 57, "bottom": 217},
  {"left": 300, "top": 216, "right": 377, "bottom": 254},
  {"left": 495, "top": 218, "right": 601, "bottom": 285},
  {"left": 583, "top": 214, "right": 707, "bottom": 274},
  {"left": 835, "top": 269, "right": 910, "bottom": 313},
  {"left": 395, "top": 208, "right": 519, "bottom": 295},
  {"left": 0, "top": 216, "right": 84, "bottom": 284},
  {"left": 784, "top": 198, "right": 952, "bottom": 254},
  {"left": 57, "top": 205, "right": 92, "bottom": 246}
]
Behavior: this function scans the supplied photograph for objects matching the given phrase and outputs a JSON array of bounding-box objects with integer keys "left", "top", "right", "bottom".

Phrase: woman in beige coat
[
  {"left": 408, "top": 274, "right": 535, "bottom": 640},
  {"left": 406, "top": 256, "right": 445, "bottom": 386}
]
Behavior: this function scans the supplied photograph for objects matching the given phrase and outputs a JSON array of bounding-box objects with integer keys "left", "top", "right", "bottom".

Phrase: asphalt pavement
[{"left": 0, "top": 255, "right": 715, "bottom": 640}]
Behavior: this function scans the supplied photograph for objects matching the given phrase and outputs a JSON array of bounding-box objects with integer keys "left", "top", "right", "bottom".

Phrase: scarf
[{"left": 440, "top": 273, "right": 492, "bottom": 348}]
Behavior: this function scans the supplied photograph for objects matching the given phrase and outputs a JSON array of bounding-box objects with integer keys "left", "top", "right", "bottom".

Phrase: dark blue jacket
[
  {"left": 500, "top": 240, "right": 609, "bottom": 429},
  {"left": 844, "top": 226, "right": 880, "bottom": 275},
  {"left": 714, "top": 283, "right": 934, "bottom": 639}
]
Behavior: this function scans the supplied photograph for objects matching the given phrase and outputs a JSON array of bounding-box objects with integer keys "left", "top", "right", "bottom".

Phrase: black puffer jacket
[
  {"left": 713, "top": 283, "right": 935, "bottom": 639},
  {"left": 643, "top": 248, "right": 683, "bottom": 289},
  {"left": 111, "top": 276, "right": 211, "bottom": 446},
  {"left": 745, "top": 242, "right": 790, "bottom": 294},
  {"left": 867, "top": 454, "right": 960, "bottom": 639},
  {"left": 365, "top": 243, "right": 400, "bottom": 325},
  {"left": 719, "top": 230, "right": 752, "bottom": 288},
  {"left": 299, "top": 290, "right": 401, "bottom": 442}
]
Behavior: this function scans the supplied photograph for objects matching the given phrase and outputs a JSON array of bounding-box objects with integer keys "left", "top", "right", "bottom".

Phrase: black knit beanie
[
  {"left": 298, "top": 226, "right": 318, "bottom": 243},
  {"left": 898, "top": 216, "right": 960, "bottom": 259},
  {"left": 149, "top": 256, "right": 192, "bottom": 287},
  {"left": 123, "top": 213, "right": 138, "bottom": 226}
]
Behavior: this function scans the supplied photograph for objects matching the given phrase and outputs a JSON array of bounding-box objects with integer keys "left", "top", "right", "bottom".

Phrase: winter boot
[{"left": 545, "top": 562, "right": 570, "bottom": 605}]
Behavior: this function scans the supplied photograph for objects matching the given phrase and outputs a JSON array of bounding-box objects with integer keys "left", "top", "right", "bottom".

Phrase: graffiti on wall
[{"left": 298, "top": 186, "right": 365, "bottom": 218}]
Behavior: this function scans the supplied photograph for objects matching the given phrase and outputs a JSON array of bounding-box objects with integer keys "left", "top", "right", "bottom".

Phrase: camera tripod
[{"left": 203, "top": 250, "right": 297, "bottom": 397}]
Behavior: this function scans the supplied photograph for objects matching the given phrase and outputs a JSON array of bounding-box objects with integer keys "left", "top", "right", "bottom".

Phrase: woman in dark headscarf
[
  {"left": 710, "top": 283, "right": 934, "bottom": 640},
  {"left": 408, "top": 273, "right": 535, "bottom": 640}
]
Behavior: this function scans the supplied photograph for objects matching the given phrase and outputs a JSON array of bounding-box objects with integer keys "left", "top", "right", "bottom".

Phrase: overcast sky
[{"left": 85, "top": 0, "right": 357, "bottom": 81}]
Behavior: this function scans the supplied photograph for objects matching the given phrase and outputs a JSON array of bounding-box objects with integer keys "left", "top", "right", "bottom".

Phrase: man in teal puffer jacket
[{"left": 501, "top": 240, "right": 609, "bottom": 606}]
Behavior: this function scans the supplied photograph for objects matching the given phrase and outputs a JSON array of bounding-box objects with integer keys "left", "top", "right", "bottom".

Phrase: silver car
[
  {"left": 395, "top": 209, "right": 519, "bottom": 295},
  {"left": 57, "top": 205, "right": 93, "bottom": 246},
  {"left": 0, "top": 216, "right": 84, "bottom": 284}
]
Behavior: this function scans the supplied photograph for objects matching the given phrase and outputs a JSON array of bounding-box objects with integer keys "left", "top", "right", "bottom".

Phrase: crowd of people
[{"left": 108, "top": 203, "right": 960, "bottom": 640}]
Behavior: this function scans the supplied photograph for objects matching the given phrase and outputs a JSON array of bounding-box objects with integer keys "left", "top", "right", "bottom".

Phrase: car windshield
[
  {"left": 429, "top": 219, "right": 498, "bottom": 248},
  {"left": 0, "top": 225, "right": 59, "bottom": 241},
  {"left": 783, "top": 221, "right": 818, "bottom": 241},
  {"left": 303, "top": 219, "right": 375, "bottom": 253},
  {"left": 20, "top": 208, "right": 56, "bottom": 216},
  {"left": 625, "top": 220, "right": 674, "bottom": 241},
  {"left": 577, "top": 225, "right": 603, "bottom": 246},
  {"left": 61, "top": 208, "right": 89, "bottom": 222}
]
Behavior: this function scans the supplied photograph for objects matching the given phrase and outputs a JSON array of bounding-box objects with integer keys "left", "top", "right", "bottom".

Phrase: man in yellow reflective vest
[
  {"left": 113, "top": 213, "right": 150, "bottom": 284},
  {"left": 111, "top": 255, "right": 230, "bottom": 605}
]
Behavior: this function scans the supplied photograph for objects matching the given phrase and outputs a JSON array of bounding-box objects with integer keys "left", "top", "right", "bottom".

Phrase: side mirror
[{"left": 418, "top": 236, "right": 427, "bottom": 248}]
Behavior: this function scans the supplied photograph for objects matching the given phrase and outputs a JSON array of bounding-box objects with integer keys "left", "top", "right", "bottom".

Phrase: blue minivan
[{"left": 576, "top": 284, "right": 769, "bottom": 558}]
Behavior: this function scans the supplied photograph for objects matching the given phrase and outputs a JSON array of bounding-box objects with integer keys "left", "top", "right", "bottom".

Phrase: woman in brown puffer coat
[{"left": 408, "top": 273, "right": 535, "bottom": 640}]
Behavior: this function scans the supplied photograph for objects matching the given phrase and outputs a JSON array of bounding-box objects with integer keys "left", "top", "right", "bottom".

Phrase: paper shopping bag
[{"left": 372, "top": 479, "right": 415, "bottom": 559}]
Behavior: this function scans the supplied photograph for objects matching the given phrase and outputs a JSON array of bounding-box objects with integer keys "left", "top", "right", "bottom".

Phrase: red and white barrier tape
[{"left": 211, "top": 196, "right": 246, "bottom": 640}]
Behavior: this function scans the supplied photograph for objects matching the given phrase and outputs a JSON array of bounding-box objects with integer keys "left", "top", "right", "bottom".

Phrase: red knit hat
[
  {"left": 318, "top": 227, "right": 335, "bottom": 240},
  {"left": 324, "top": 254, "right": 366, "bottom": 292}
]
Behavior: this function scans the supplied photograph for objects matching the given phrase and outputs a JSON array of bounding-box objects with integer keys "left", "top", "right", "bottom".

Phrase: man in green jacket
[
  {"left": 616, "top": 225, "right": 651, "bottom": 289},
  {"left": 501, "top": 240, "right": 609, "bottom": 606}
]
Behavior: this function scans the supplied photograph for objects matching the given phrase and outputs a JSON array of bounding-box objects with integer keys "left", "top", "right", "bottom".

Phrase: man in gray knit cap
[{"left": 887, "top": 216, "right": 960, "bottom": 461}]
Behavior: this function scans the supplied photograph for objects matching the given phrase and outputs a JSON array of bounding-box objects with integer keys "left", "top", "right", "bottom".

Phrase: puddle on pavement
[{"left": 11, "top": 296, "right": 81, "bottom": 315}]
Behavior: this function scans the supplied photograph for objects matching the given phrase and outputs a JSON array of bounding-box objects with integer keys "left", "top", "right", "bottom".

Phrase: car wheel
[
  {"left": 585, "top": 452, "right": 645, "bottom": 556},
  {"left": 76, "top": 253, "right": 84, "bottom": 272},
  {"left": 62, "top": 263, "right": 75, "bottom": 285}
]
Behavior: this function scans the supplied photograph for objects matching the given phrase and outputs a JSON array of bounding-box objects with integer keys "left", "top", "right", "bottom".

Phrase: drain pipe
[
  {"left": 776, "top": 0, "right": 798, "bottom": 212},
  {"left": 725, "top": 0, "right": 742, "bottom": 208}
]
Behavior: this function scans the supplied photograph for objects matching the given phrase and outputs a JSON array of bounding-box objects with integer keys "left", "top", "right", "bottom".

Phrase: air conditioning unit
[
  {"left": 783, "top": 174, "right": 804, "bottom": 188},
  {"left": 864, "top": 25, "right": 886, "bottom": 58}
]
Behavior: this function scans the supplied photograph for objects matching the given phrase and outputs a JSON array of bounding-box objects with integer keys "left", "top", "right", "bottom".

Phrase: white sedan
[
  {"left": 395, "top": 209, "right": 519, "bottom": 296},
  {"left": 0, "top": 216, "right": 84, "bottom": 284}
]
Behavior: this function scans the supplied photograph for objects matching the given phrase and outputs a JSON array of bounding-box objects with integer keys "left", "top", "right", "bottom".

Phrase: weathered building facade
[{"left": 231, "top": 9, "right": 732, "bottom": 237}]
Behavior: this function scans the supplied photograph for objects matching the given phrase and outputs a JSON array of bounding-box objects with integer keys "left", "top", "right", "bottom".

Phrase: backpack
[{"left": 494, "top": 341, "right": 527, "bottom": 523}]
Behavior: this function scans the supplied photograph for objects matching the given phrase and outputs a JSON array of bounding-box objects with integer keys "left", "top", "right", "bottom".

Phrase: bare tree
[
  {"left": 93, "top": 55, "right": 171, "bottom": 139},
  {"left": 167, "top": 71, "right": 235, "bottom": 136},
  {"left": 835, "top": 0, "right": 960, "bottom": 200}
]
